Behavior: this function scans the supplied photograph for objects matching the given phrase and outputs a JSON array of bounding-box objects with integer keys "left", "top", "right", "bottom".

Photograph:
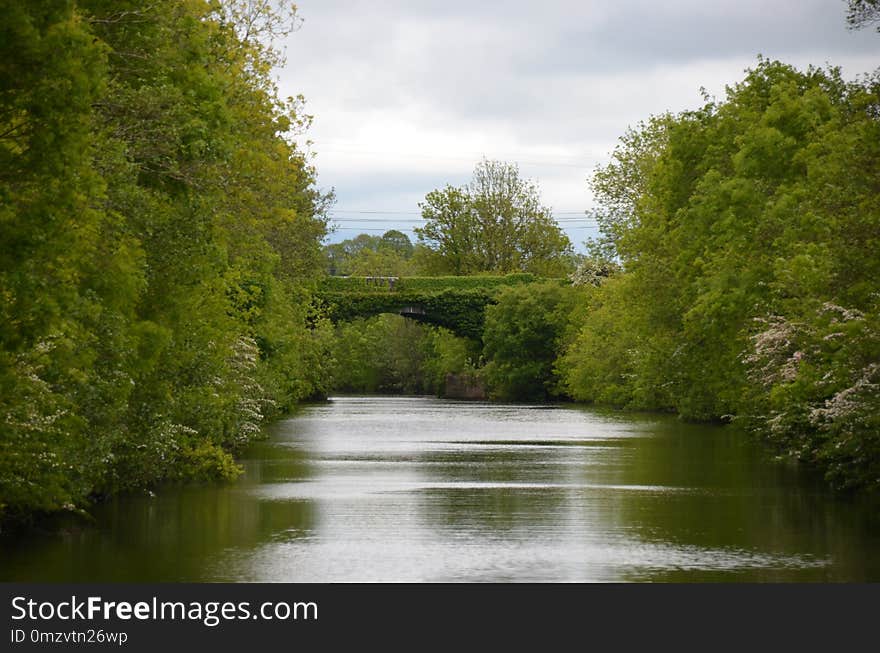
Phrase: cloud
[{"left": 278, "top": 0, "right": 880, "bottom": 247}]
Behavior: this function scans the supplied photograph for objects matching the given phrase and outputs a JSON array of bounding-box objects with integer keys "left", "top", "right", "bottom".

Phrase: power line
[
  {"left": 330, "top": 227, "right": 415, "bottom": 232},
  {"left": 309, "top": 145, "right": 598, "bottom": 170},
  {"left": 329, "top": 210, "right": 590, "bottom": 215},
  {"left": 330, "top": 210, "right": 422, "bottom": 214},
  {"left": 326, "top": 207, "right": 602, "bottom": 231}
]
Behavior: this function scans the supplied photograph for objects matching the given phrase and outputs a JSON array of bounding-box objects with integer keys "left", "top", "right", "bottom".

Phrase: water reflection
[
  {"left": 2, "top": 396, "right": 879, "bottom": 582},
  {"left": 0, "top": 441, "right": 316, "bottom": 582}
]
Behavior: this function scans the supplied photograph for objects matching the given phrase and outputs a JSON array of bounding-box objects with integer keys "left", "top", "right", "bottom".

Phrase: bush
[{"left": 482, "top": 282, "right": 580, "bottom": 401}]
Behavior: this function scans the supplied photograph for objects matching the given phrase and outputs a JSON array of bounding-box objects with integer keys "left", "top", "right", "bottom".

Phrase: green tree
[
  {"left": 0, "top": 0, "right": 332, "bottom": 523},
  {"left": 482, "top": 282, "right": 579, "bottom": 401},
  {"left": 325, "top": 234, "right": 381, "bottom": 275},
  {"left": 324, "top": 230, "right": 417, "bottom": 276},
  {"left": 380, "top": 229, "right": 415, "bottom": 258},
  {"left": 560, "top": 58, "right": 880, "bottom": 489},
  {"left": 415, "top": 159, "right": 573, "bottom": 276},
  {"left": 329, "top": 315, "right": 431, "bottom": 394},
  {"left": 0, "top": 0, "right": 119, "bottom": 517},
  {"left": 422, "top": 327, "right": 480, "bottom": 392}
]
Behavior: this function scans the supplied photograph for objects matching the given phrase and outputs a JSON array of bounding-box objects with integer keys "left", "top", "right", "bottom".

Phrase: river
[{"left": 2, "top": 396, "right": 879, "bottom": 582}]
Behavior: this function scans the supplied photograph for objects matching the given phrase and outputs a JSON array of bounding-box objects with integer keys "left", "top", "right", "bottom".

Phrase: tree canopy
[
  {"left": 846, "top": 0, "right": 880, "bottom": 31},
  {"left": 482, "top": 282, "right": 579, "bottom": 401},
  {"left": 0, "top": 0, "right": 334, "bottom": 523},
  {"left": 415, "top": 159, "right": 573, "bottom": 276},
  {"left": 324, "top": 230, "right": 418, "bottom": 276},
  {"left": 559, "top": 59, "right": 880, "bottom": 490}
]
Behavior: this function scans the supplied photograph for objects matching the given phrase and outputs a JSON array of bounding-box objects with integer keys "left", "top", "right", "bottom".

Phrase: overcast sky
[{"left": 277, "top": 0, "right": 879, "bottom": 249}]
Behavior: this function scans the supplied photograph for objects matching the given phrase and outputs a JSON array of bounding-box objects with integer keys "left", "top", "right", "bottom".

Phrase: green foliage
[
  {"left": 324, "top": 230, "right": 417, "bottom": 276},
  {"left": 319, "top": 289, "right": 492, "bottom": 340},
  {"left": 0, "top": 0, "right": 331, "bottom": 523},
  {"left": 482, "top": 282, "right": 581, "bottom": 401},
  {"left": 175, "top": 441, "right": 244, "bottom": 484},
  {"left": 0, "top": 0, "right": 120, "bottom": 518},
  {"left": 846, "top": 0, "right": 880, "bottom": 31},
  {"left": 322, "top": 274, "right": 570, "bottom": 400},
  {"left": 327, "top": 315, "right": 476, "bottom": 395},
  {"left": 422, "top": 328, "right": 477, "bottom": 391},
  {"left": 560, "top": 58, "right": 880, "bottom": 489},
  {"left": 415, "top": 159, "right": 574, "bottom": 276},
  {"left": 742, "top": 305, "right": 880, "bottom": 491},
  {"left": 560, "top": 275, "right": 675, "bottom": 410},
  {"left": 316, "top": 274, "right": 553, "bottom": 339},
  {"left": 317, "top": 273, "right": 538, "bottom": 293}
]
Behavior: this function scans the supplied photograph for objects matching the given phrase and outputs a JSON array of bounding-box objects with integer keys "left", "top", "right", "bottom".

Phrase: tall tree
[
  {"left": 415, "top": 159, "right": 573, "bottom": 276},
  {"left": 0, "top": 0, "right": 117, "bottom": 516},
  {"left": 482, "top": 282, "right": 579, "bottom": 401},
  {"left": 0, "top": 0, "right": 333, "bottom": 522},
  {"left": 560, "top": 59, "right": 880, "bottom": 489}
]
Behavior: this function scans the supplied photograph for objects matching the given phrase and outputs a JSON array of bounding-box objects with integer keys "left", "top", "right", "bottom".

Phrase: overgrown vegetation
[
  {"left": 482, "top": 282, "right": 581, "bottom": 401},
  {"left": 559, "top": 59, "right": 880, "bottom": 491},
  {"left": 0, "top": 0, "right": 333, "bottom": 523},
  {"left": 327, "top": 315, "right": 477, "bottom": 395},
  {"left": 318, "top": 273, "right": 539, "bottom": 293}
]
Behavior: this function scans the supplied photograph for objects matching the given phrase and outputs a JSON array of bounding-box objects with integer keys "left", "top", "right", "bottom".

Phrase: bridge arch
[{"left": 314, "top": 274, "right": 546, "bottom": 340}]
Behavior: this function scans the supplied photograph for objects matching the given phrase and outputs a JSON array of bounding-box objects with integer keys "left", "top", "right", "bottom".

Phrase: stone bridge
[{"left": 315, "top": 274, "right": 547, "bottom": 340}]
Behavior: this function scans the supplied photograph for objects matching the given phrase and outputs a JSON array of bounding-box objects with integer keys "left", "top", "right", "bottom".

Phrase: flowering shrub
[{"left": 742, "top": 304, "right": 880, "bottom": 490}]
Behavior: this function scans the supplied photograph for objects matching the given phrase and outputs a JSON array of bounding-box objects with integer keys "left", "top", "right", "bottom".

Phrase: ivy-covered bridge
[{"left": 315, "top": 274, "right": 553, "bottom": 339}]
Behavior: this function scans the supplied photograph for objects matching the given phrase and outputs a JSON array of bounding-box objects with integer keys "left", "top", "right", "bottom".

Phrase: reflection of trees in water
[
  {"left": 4, "top": 403, "right": 880, "bottom": 582},
  {"left": 606, "top": 420, "right": 880, "bottom": 581},
  {"left": 241, "top": 439, "right": 313, "bottom": 484},
  {"left": 0, "top": 441, "right": 316, "bottom": 582},
  {"left": 408, "top": 416, "right": 880, "bottom": 580},
  {"left": 422, "top": 487, "right": 569, "bottom": 536},
  {"left": 414, "top": 447, "right": 569, "bottom": 535}
]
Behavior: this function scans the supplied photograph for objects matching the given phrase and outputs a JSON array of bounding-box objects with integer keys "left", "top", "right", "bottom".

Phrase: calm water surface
[{"left": 2, "top": 396, "right": 879, "bottom": 582}]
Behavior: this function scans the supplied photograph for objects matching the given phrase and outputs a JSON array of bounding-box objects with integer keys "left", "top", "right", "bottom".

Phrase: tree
[
  {"left": 560, "top": 58, "right": 880, "bottom": 489},
  {"left": 328, "top": 315, "right": 470, "bottom": 395},
  {"left": 0, "top": 0, "right": 333, "bottom": 523},
  {"left": 380, "top": 230, "right": 414, "bottom": 258},
  {"left": 0, "top": 0, "right": 116, "bottom": 517},
  {"left": 845, "top": 0, "right": 880, "bottom": 31},
  {"left": 569, "top": 256, "right": 621, "bottom": 287},
  {"left": 482, "top": 282, "right": 579, "bottom": 401},
  {"left": 415, "top": 159, "right": 573, "bottom": 276},
  {"left": 324, "top": 230, "right": 417, "bottom": 276}
]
